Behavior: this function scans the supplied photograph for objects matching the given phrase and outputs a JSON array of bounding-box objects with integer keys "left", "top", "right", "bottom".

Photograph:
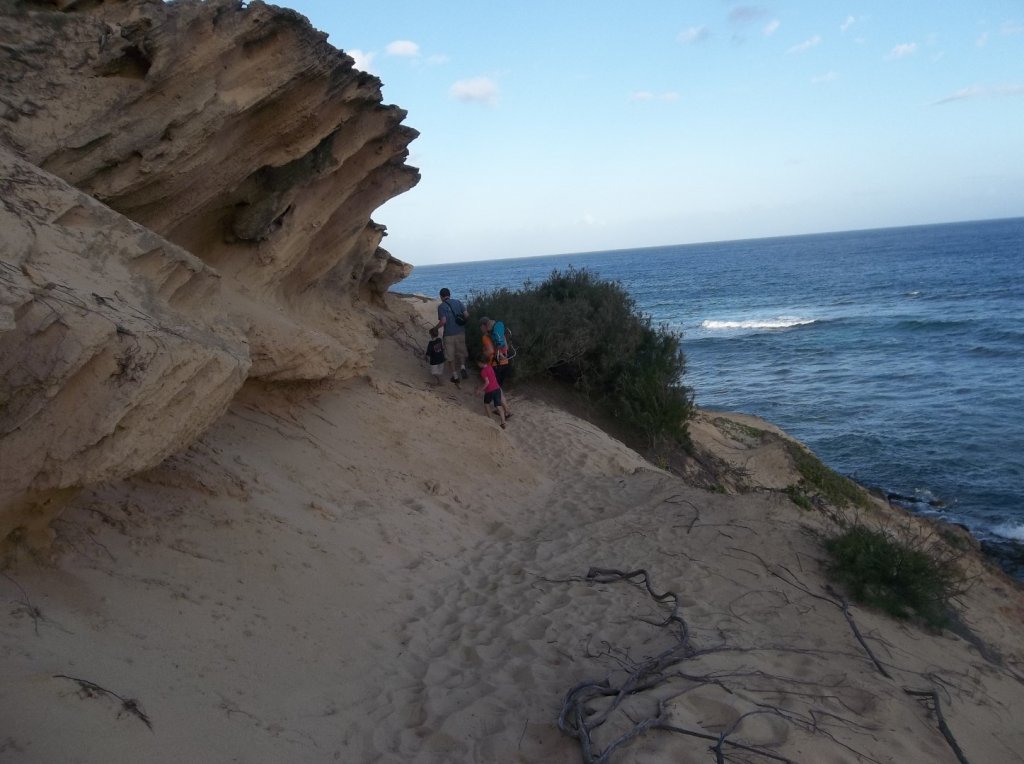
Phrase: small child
[
  {"left": 475, "top": 356, "right": 507, "bottom": 428},
  {"left": 425, "top": 327, "right": 446, "bottom": 385}
]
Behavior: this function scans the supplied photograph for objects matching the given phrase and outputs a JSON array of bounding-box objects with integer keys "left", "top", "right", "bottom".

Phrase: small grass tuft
[
  {"left": 785, "top": 485, "right": 814, "bottom": 511},
  {"left": 786, "top": 443, "right": 871, "bottom": 509}
]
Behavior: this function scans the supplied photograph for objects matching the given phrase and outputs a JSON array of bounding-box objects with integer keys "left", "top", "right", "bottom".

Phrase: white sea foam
[
  {"left": 701, "top": 317, "right": 816, "bottom": 331},
  {"left": 991, "top": 522, "right": 1024, "bottom": 542}
]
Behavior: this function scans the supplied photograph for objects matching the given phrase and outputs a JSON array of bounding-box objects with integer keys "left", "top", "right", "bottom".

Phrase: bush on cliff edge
[
  {"left": 825, "top": 523, "right": 967, "bottom": 630},
  {"left": 467, "top": 267, "right": 693, "bottom": 447}
]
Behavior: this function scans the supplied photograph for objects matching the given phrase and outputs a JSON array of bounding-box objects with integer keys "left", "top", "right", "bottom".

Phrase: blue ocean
[{"left": 394, "top": 218, "right": 1024, "bottom": 573}]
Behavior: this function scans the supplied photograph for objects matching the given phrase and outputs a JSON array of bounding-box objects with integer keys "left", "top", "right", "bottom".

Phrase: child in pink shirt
[{"left": 475, "top": 356, "right": 508, "bottom": 428}]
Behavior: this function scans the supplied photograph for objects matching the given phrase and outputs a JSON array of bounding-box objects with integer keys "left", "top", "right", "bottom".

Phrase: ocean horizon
[{"left": 394, "top": 216, "right": 1024, "bottom": 575}]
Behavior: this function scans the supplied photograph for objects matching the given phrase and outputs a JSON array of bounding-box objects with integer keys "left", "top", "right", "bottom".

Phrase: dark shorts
[
  {"left": 494, "top": 363, "right": 509, "bottom": 386},
  {"left": 483, "top": 389, "right": 503, "bottom": 407}
]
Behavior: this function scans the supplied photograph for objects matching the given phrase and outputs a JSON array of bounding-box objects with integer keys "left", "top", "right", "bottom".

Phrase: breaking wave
[
  {"left": 701, "top": 317, "right": 818, "bottom": 332},
  {"left": 991, "top": 522, "right": 1024, "bottom": 542}
]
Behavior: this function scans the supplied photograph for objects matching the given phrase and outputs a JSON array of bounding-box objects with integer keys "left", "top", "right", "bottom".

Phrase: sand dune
[{"left": 2, "top": 295, "right": 1023, "bottom": 763}]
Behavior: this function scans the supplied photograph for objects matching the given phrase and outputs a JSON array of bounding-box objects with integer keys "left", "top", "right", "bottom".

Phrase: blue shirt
[{"left": 438, "top": 298, "right": 467, "bottom": 336}]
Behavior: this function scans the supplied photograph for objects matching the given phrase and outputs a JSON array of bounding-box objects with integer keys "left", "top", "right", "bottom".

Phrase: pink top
[{"left": 479, "top": 365, "right": 500, "bottom": 393}]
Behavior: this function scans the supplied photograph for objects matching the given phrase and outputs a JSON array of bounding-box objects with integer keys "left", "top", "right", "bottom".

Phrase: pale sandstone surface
[
  {"left": 1, "top": 0, "right": 416, "bottom": 541},
  {"left": 0, "top": 147, "right": 250, "bottom": 548}
]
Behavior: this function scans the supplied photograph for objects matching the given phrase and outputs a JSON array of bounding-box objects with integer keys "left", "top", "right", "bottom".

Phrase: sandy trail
[{"left": 2, "top": 300, "right": 1023, "bottom": 763}]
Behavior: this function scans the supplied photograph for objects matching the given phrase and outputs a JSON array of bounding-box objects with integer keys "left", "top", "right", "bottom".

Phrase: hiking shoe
[{"left": 460, "top": 367, "right": 469, "bottom": 379}]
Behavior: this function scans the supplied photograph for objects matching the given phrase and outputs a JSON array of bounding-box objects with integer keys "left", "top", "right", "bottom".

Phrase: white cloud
[
  {"left": 840, "top": 15, "right": 855, "bottom": 33},
  {"left": 385, "top": 40, "right": 420, "bottom": 58},
  {"left": 976, "top": 31, "right": 989, "bottom": 47},
  {"left": 578, "top": 213, "right": 607, "bottom": 227},
  {"left": 763, "top": 19, "right": 780, "bottom": 36},
  {"left": 348, "top": 49, "right": 375, "bottom": 73},
  {"left": 932, "top": 83, "right": 1024, "bottom": 105},
  {"left": 450, "top": 76, "right": 499, "bottom": 106},
  {"left": 787, "top": 35, "right": 822, "bottom": 54},
  {"left": 1002, "top": 21, "right": 1024, "bottom": 35},
  {"left": 811, "top": 70, "right": 839, "bottom": 84},
  {"left": 886, "top": 42, "right": 917, "bottom": 60},
  {"left": 730, "top": 6, "right": 767, "bottom": 24},
  {"left": 677, "top": 25, "right": 710, "bottom": 45},
  {"left": 628, "top": 91, "right": 680, "bottom": 103}
]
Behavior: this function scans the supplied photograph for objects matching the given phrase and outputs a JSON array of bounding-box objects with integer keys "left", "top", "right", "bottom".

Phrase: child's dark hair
[{"left": 429, "top": 327, "right": 438, "bottom": 338}]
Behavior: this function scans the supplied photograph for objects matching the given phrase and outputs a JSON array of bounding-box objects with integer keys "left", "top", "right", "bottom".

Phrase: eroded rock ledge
[{"left": 0, "top": 0, "right": 419, "bottom": 553}]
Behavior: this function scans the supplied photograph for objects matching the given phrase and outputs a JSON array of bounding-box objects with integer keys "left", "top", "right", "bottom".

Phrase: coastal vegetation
[
  {"left": 825, "top": 523, "right": 967, "bottom": 630},
  {"left": 466, "top": 267, "right": 693, "bottom": 447},
  {"left": 768, "top": 434, "right": 965, "bottom": 629},
  {"left": 786, "top": 442, "right": 872, "bottom": 510}
]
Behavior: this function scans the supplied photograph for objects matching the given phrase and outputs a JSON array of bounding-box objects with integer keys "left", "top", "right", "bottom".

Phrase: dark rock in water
[
  {"left": 886, "top": 491, "right": 917, "bottom": 505},
  {"left": 980, "top": 539, "right": 1024, "bottom": 579},
  {"left": 885, "top": 491, "right": 946, "bottom": 509}
]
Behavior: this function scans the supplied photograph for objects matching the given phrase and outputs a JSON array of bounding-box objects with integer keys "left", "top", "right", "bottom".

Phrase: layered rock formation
[{"left": 0, "top": 0, "right": 419, "bottom": 553}]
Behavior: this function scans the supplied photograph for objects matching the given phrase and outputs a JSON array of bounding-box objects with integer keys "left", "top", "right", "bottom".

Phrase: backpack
[{"left": 492, "top": 323, "right": 512, "bottom": 362}]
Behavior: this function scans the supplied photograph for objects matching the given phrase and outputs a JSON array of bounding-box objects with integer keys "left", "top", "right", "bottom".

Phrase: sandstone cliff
[{"left": 0, "top": 0, "right": 419, "bottom": 552}]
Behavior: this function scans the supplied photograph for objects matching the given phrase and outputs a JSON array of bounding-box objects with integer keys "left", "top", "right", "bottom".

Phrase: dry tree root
[
  {"left": 729, "top": 547, "right": 894, "bottom": 679},
  {"left": 904, "top": 688, "right": 970, "bottom": 764},
  {"left": 53, "top": 674, "right": 152, "bottom": 730},
  {"left": 2, "top": 572, "right": 42, "bottom": 636},
  {"left": 557, "top": 567, "right": 816, "bottom": 764}
]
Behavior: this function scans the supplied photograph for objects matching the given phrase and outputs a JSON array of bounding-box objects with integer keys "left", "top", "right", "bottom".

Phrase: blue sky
[{"left": 285, "top": 2, "right": 1024, "bottom": 265}]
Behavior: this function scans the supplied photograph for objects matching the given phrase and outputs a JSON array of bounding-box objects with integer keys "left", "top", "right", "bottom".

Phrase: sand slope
[{"left": 2, "top": 296, "right": 1023, "bottom": 763}]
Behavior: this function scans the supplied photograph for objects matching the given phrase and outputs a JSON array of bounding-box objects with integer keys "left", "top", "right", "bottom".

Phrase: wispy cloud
[
  {"left": 450, "top": 76, "right": 499, "bottom": 106},
  {"left": 840, "top": 15, "right": 856, "bottom": 33},
  {"left": 385, "top": 40, "right": 420, "bottom": 58},
  {"left": 729, "top": 6, "right": 768, "bottom": 24},
  {"left": 811, "top": 70, "right": 839, "bottom": 85},
  {"left": 349, "top": 49, "right": 375, "bottom": 73},
  {"left": 932, "top": 83, "right": 1024, "bottom": 105},
  {"left": 763, "top": 19, "right": 780, "bottom": 36},
  {"left": 886, "top": 42, "right": 917, "bottom": 60},
  {"left": 787, "top": 35, "right": 822, "bottom": 54},
  {"left": 628, "top": 91, "right": 680, "bottom": 103},
  {"left": 678, "top": 25, "right": 710, "bottom": 45},
  {"left": 976, "top": 31, "right": 989, "bottom": 47},
  {"left": 1002, "top": 21, "right": 1024, "bottom": 35}
]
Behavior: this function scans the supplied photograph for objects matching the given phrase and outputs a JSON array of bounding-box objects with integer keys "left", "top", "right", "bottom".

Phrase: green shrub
[
  {"left": 785, "top": 485, "right": 814, "bottom": 511},
  {"left": 466, "top": 267, "right": 693, "bottom": 446},
  {"left": 825, "top": 524, "right": 966, "bottom": 629}
]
